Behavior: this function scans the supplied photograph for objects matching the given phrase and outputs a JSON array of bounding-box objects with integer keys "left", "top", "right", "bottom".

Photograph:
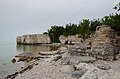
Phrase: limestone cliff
[
  {"left": 67, "top": 25, "right": 120, "bottom": 61},
  {"left": 16, "top": 34, "right": 51, "bottom": 44},
  {"left": 91, "top": 25, "right": 120, "bottom": 60},
  {"left": 59, "top": 35, "right": 82, "bottom": 44},
  {"left": 59, "top": 35, "right": 67, "bottom": 44}
]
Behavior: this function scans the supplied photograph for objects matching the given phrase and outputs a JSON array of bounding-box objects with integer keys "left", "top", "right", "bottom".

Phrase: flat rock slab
[
  {"left": 97, "top": 64, "right": 111, "bottom": 70},
  {"left": 15, "top": 59, "right": 120, "bottom": 79},
  {"left": 38, "top": 51, "right": 58, "bottom": 55},
  {"left": 59, "top": 56, "right": 96, "bottom": 65},
  {"left": 15, "top": 51, "right": 58, "bottom": 58},
  {"left": 15, "top": 53, "right": 38, "bottom": 57},
  {"left": 15, "top": 61, "right": 75, "bottom": 79},
  {"left": 15, "top": 53, "right": 49, "bottom": 58},
  {"left": 60, "top": 65, "right": 75, "bottom": 74}
]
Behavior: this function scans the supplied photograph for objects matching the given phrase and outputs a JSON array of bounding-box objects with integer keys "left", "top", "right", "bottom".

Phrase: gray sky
[{"left": 0, "top": 0, "right": 119, "bottom": 42}]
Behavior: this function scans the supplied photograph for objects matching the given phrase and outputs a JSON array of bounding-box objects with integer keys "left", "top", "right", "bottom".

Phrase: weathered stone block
[
  {"left": 91, "top": 25, "right": 118, "bottom": 61},
  {"left": 16, "top": 34, "right": 51, "bottom": 44}
]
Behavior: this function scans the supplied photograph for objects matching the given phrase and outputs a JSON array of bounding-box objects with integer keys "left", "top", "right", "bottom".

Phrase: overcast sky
[{"left": 0, "top": 0, "right": 119, "bottom": 42}]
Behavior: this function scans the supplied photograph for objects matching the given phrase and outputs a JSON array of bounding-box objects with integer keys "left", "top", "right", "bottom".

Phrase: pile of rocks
[{"left": 68, "top": 45, "right": 89, "bottom": 56}]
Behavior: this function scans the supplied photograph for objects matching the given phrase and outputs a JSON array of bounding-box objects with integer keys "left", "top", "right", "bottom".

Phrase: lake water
[{"left": 0, "top": 42, "right": 56, "bottom": 79}]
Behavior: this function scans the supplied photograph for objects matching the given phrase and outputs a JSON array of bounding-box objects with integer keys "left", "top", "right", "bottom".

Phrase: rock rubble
[{"left": 13, "top": 25, "right": 120, "bottom": 79}]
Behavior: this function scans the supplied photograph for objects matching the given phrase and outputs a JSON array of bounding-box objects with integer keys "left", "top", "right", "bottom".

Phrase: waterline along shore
[{"left": 5, "top": 25, "right": 120, "bottom": 79}]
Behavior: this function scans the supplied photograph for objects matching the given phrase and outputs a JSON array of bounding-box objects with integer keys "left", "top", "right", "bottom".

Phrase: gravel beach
[
  {"left": 15, "top": 60, "right": 76, "bottom": 79},
  {"left": 11, "top": 44, "right": 120, "bottom": 79},
  {"left": 14, "top": 56, "right": 120, "bottom": 79}
]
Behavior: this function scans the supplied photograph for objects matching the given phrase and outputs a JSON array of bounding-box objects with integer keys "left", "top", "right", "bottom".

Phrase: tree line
[{"left": 43, "top": 3, "right": 120, "bottom": 43}]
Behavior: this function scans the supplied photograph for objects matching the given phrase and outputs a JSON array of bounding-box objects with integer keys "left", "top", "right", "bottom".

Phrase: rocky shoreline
[
  {"left": 5, "top": 45, "right": 120, "bottom": 79},
  {"left": 5, "top": 25, "right": 120, "bottom": 79}
]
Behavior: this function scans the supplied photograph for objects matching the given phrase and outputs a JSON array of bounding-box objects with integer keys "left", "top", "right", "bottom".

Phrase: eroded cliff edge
[
  {"left": 6, "top": 25, "right": 120, "bottom": 79},
  {"left": 16, "top": 34, "right": 51, "bottom": 44},
  {"left": 16, "top": 25, "right": 120, "bottom": 61}
]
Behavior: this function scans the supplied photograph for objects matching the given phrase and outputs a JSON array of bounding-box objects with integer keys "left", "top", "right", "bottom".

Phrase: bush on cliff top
[{"left": 46, "top": 3, "right": 120, "bottom": 43}]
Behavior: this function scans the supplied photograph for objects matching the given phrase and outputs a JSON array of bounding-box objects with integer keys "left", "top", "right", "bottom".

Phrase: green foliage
[
  {"left": 113, "top": 2, "right": 120, "bottom": 11},
  {"left": 43, "top": 32, "right": 48, "bottom": 34},
  {"left": 77, "top": 19, "right": 91, "bottom": 39},
  {"left": 101, "top": 13, "right": 120, "bottom": 35},
  {"left": 64, "top": 23, "right": 78, "bottom": 36},
  {"left": 47, "top": 3, "right": 120, "bottom": 43},
  {"left": 48, "top": 26, "right": 64, "bottom": 43},
  {"left": 90, "top": 19, "right": 101, "bottom": 31}
]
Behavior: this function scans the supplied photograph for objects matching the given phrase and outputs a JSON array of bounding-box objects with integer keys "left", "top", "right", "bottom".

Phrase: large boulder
[
  {"left": 59, "top": 35, "right": 67, "bottom": 44},
  {"left": 59, "top": 35, "right": 82, "bottom": 44},
  {"left": 71, "top": 70, "right": 85, "bottom": 78},
  {"left": 75, "top": 63, "right": 96, "bottom": 71},
  {"left": 91, "top": 25, "right": 119, "bottom": 61},
  {"left": 67, "top": 35, "right": 82, "bottom": 44},
  {"left": 16, "top": 34, "right": 51, "bottom": 44},
  {"left": 60, "top": 65, "right": 75, "bottom": 74},
  {"left": 81, "top": 69, "right": 110, "bottom": 79}
]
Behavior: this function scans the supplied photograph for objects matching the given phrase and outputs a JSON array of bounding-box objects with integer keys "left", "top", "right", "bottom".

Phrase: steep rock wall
[
  {"left": 16, "top": 34, "right": 51, "bottom": 44},
  {"left": 68, "top": 25, "right": 120, "bottom": 61},
  {"left": 91, "top": 25, "right": 119, "bottom": 61}
]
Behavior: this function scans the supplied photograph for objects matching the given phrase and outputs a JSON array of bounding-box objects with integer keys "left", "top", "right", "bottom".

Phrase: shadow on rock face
[{"left": 71, "top": 70, "right": 85, "bottom": 78}]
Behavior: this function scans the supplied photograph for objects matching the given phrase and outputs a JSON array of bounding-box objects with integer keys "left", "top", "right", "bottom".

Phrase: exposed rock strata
[
  {"left": 7, "top": 37, "right": 120, "bottom": 79},
  {"left": 59, "top": 35, "right": 67, "bottom": 44},
  {"left": 59, "top": 35, "right": 82, "bottom": 44},
  {"left": 17, "top": 34, "right": 51, "bottom": 44},
  {"left": 67, "top": 25, "right": 120, "bottom": 61},
  {"left": 91, "top": 25, "right": 120, "bottom": 61}
]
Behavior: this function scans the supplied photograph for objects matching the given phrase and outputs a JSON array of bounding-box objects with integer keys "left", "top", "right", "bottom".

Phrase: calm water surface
[{"left": 0, "top": 42, "right": 56, "bottom": 79}]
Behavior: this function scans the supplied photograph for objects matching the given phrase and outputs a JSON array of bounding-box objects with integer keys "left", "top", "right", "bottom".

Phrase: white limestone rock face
[
  {"left": 67, "top": 35, "right": 82, "bottom": 44},
  {"left": 81, "top": 69, "right": 110, "bottom": 79},
  {"left": 75, "top": 63, "right": 96, "bottom": 71},
  {"left": 24, "top": 35, "right": 37, "bottom": 44},
  {"left": 59, "top": 35, "right": 67, "bottom": 44},
  {"left": 91, "top": 25, "right": 118, "bottom": 61},
  {"left": 60, "top": 65, "right": 75, "bottom": 74},
  {"left": 59, "top": 35, "right": 82, "bottom": 44},
  {"left": 16, "top": 34, "right": 51, "bottom": 44},
  {"left": 36, "top": 34, "right": 51, "bottom": 44},
  {"left": 16, "top": 36, "right": 21, "bottom": 43}
]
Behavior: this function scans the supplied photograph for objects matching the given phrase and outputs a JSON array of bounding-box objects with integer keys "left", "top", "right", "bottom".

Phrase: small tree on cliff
[
  {"left": 77, "top": 19, "right": 92, "bottom": 40},
  {"left": 48, "top": 26, "right": 64, "bottom": 43},
  {"left": 101, "top": 13, "right": 120, "bottom": 35},
  {"left": 64, "top": 23, "right": 78, "bottom": 36},
  {"left": 90, "top": 19, "right": 101, "bottom": 32},
  {"left": 113, "top": 2, "right": 120, "bottom": 11}
]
